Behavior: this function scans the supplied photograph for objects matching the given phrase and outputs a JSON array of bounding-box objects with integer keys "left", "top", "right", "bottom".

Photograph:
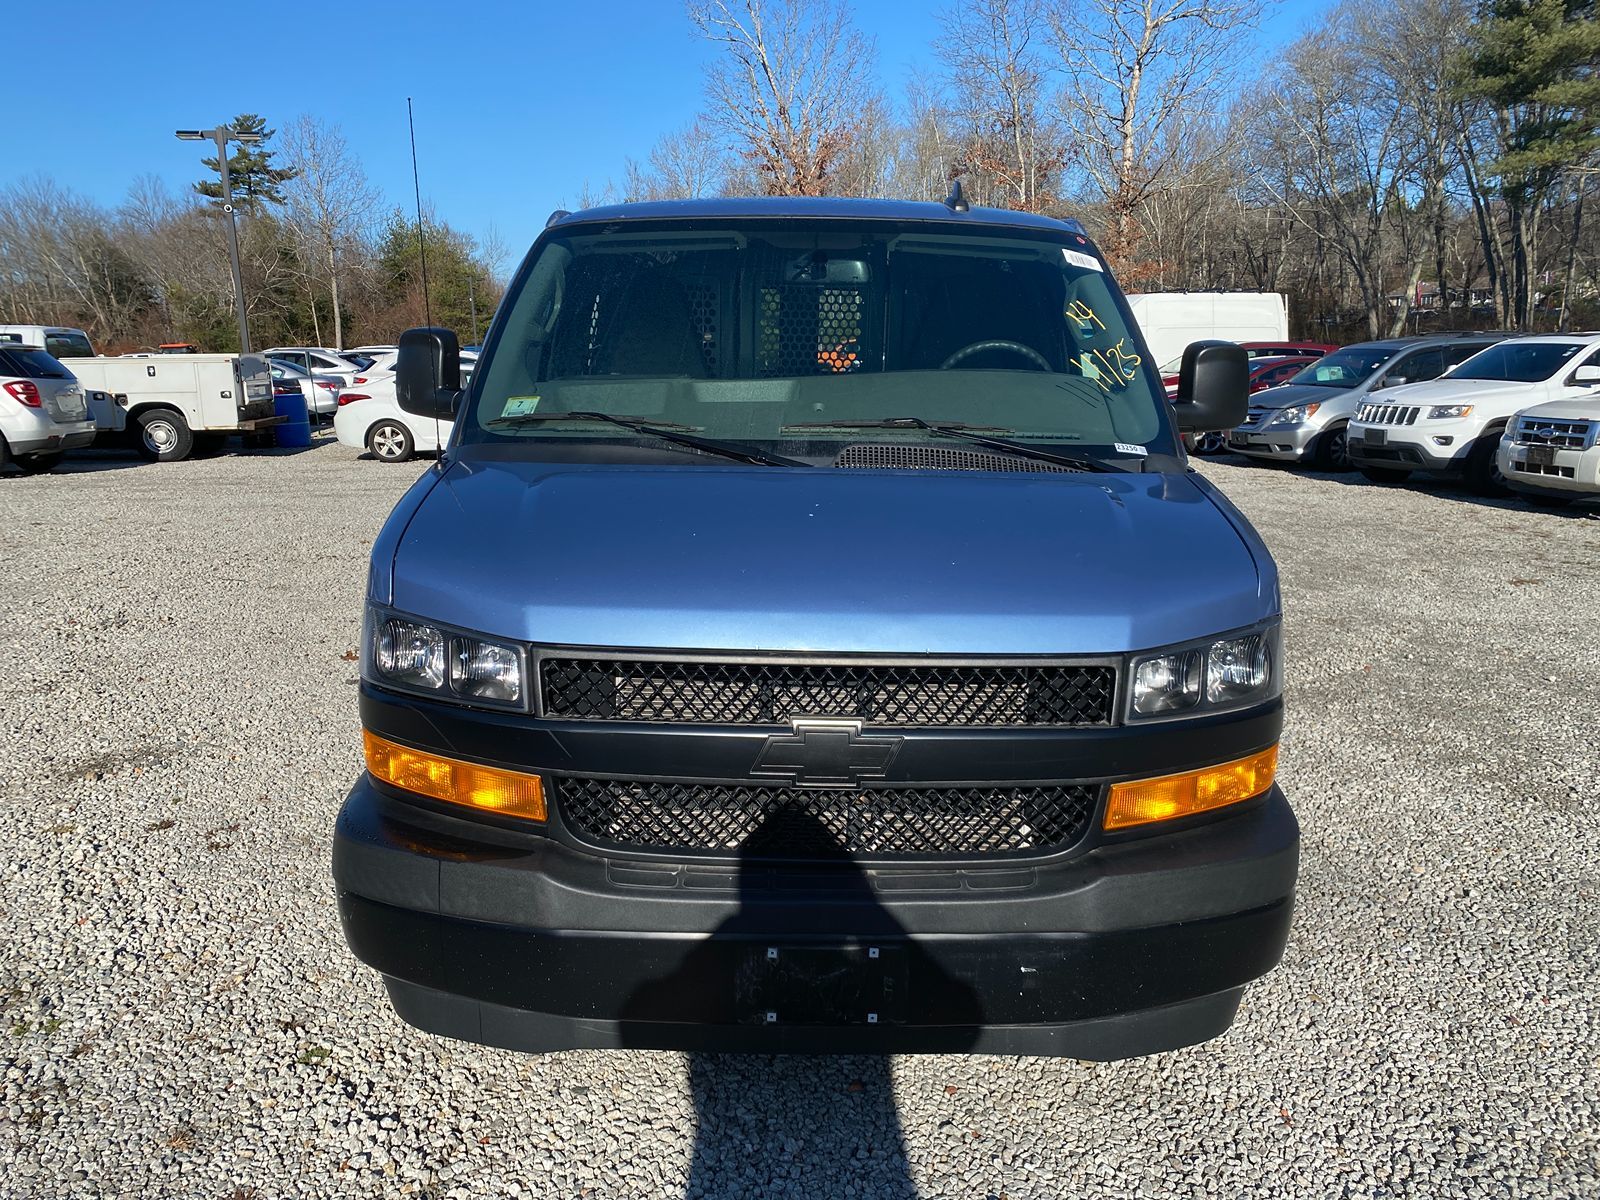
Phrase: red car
[{"left": 1163, "top": 341, "right": 1336, "bottom": 396}]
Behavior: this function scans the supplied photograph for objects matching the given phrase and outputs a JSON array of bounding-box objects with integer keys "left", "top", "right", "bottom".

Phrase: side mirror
[
  {"left": 1380, "top": 374, "right": 1406, "bottom": 388},
  {"left": 1571, "top": 364, "right": 1600, "bottom": 386},
  {"left": 1172, "top": 340, "right": 1248, "bottom": 434},
  {"left": 396, "top": 327, "right": 463, "bottom": 419}
]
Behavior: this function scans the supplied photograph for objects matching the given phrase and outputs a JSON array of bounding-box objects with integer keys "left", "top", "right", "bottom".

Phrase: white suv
[
  {"left": 1496, "top": 396, "right": 1600, "bottom": 507},
  {"left": 1347, "top": 334, "right": 1600, "bottom": 495}
]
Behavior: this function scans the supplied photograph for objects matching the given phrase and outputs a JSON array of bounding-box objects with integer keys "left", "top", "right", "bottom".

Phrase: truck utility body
[
  {"left": 64, "top": 353, "right": 278, "bottom": 461},
  {"left": 333, "top": 197, "right": 1297, "bottom": 1058}
]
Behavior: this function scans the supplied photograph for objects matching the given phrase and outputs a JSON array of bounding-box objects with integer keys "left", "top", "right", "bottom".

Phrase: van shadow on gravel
[{"left": 621, "top": 811, "right": 981, "bottom": 1198}]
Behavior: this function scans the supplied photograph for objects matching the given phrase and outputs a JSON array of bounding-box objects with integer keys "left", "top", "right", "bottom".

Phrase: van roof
[{"left": 547, "top": 196, "right": 1088, "bottom": 238}]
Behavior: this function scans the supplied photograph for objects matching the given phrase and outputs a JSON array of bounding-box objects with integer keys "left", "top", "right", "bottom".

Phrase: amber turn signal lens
[
  {"left": 362, "top": 729, "right": 546, "bottom": 821},
  {"left": 1104, "top": 744, "right": 1278, "bottom": 830}
]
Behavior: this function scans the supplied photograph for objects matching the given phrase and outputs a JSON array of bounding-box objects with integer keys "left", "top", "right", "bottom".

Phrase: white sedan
[
  {"left": 334, "top": 392, "right": 453, "bottom": 462},
  {"left": 332, "top": 354, "right": 477, "bottom": 462}
]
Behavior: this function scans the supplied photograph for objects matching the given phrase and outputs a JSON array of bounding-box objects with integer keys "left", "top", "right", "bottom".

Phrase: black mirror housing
[
  {"left": 396, "top": 327, "right": 463, "bottom": 419},
  {"left": 1172, "top": 340, "right": 1249, "bottom": 434}
]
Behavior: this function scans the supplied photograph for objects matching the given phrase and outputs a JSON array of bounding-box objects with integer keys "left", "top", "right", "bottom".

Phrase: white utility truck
[
  {"left": 1126, "top": 293, "right": 1290, "bottom": 376},
  {"left": 64, "top": 353, "right": 278, "bottom": 461}
]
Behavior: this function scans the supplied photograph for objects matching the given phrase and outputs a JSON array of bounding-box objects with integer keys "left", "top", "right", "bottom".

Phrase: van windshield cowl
[{"left": 465, "top": 218, "right": 1177, "bottom": 468}]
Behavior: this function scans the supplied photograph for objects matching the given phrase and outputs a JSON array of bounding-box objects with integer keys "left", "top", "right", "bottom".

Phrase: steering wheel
[{"left": 939, "top": 339, "right": 1052, "bottom": 371}]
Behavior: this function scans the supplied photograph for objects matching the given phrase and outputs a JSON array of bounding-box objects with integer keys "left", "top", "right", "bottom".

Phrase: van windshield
[{"left": 465, "top": 219, "right": 1174, "bottom": 464}]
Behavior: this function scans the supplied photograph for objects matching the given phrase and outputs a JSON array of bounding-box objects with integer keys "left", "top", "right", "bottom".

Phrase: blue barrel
[{"left": 273, "top": 392, "right": 312, "bottom": 448}]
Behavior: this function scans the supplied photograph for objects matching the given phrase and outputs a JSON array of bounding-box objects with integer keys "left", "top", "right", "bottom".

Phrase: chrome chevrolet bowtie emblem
[{"left": 751, "top": 718, "right": 903, "bottom": 789}]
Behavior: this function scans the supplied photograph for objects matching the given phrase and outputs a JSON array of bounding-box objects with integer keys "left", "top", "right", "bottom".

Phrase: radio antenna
[{"left": 407, "top": 97, "right": 433, "bottom": 329}]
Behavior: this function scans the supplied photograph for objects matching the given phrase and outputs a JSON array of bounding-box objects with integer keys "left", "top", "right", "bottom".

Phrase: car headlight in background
[
  {"left": 1130, "top": 623, "right": 1281, "bottom": 719},
  {"left": 1428, "top": 404, "right": 1473, "bottom": 419},
  {"left": 1266, "top": 403, "right": 1320, "bottom": 426},
  {"left": 366, "top": 606, "right": 525, "bottom": 708}
]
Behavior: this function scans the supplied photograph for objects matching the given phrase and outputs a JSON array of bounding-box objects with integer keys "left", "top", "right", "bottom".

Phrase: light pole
[{"left": 176, "top": 126, "right": 262, "bottom": 353}]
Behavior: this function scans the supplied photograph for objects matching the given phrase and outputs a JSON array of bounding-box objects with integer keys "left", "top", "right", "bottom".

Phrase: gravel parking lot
[{"left": 2, "top": 440, "right": 1597, "bottom": 1199}]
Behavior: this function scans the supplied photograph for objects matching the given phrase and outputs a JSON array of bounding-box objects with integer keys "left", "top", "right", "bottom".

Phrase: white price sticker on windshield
[
  {"left": 1062, "top": 248, "right": 1103, "bottom": 272},
  {"left": 1114, "top": 442, "right": 1149, "bottom": 457},
  {"left": 503, "top": 395, "right": 541, "bottom": 417}
]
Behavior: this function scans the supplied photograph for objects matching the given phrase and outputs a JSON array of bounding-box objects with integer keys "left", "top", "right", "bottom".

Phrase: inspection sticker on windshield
[
  {"left": 1114, "top": 442, "right": 1148, "bottom": 457},
  {"left": 1062, "top": 248, "right": 1103, "bottom": 272},
  {"left": 502, "top": 395, "right": 541, "bottom": 417}
]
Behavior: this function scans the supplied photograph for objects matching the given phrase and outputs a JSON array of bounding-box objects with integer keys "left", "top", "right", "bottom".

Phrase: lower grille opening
[{"left": 557, "top": 777, "right": 1097, "bottom": 858}]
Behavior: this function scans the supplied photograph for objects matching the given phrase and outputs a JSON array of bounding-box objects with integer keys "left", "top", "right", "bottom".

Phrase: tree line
[
  {"left": 610, "top": 0, "right": 1599, "bottom": 340},
  {"left": 0, "top": 114, "right": 505, "bottom": 354},
  {"left": 3, "top": 0, "right": 1595, "bottom": 351}
]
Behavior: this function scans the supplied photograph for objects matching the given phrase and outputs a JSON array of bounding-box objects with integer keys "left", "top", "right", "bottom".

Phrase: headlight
[
  {"left": 375, "top": 617, "right": 444, "bottom": 689},
  {"left": 1206, "top": 633, "right": 1272, "bottom": 703},
  {"left": 1267, "top": 403, "right": 1321, "bottom": 426},
  {"left": 1129, "top": 623, "right": 1281, "bottom": 721},
  {"left": 451, "top": 637, "right": 521, "bottom": 703},
  {"left": 1428, "top": 404, "right": 1473, "bottom": 419},
  {"left": 366, "top": 606, "right": 526, "bottom": 709},
  {"left": 1132, "top": 650, "right": 1204, "bottom": 715}
]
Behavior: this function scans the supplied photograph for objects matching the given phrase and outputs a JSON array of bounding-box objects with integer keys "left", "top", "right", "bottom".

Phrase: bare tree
[
  {"left": 936, "top": 0, "right": 1067, "bottom": 211},
  {"left": 886, "top": 81, "right": 963, "bottom": 202},
  {"left": 1051, "top": 0, "right": 1263, "bottom": 276},
  {"left": 281, "top": 116, "right": 379, "bottom": 349},
  {"left": 623, "top": 120, "right": 730, "bottom": 200},
  {"left": 688, "top": 0, "right": 879, "bottom": 196}
]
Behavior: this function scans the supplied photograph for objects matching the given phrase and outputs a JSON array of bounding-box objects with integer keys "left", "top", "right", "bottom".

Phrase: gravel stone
[{"left": 1, "top": 441, "right": 1597, "bottom": 1198}]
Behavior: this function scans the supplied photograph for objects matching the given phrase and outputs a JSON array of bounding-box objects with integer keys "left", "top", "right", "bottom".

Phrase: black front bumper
[
  {"left": 335, "top": 749, "right": 1298, "bottom": 1055},
  {"left": 1348, "top": 436, "right": 1459, "bottom": 473}
]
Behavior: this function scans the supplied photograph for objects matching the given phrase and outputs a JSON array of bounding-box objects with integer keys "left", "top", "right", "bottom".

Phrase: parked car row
[
  {"left": 1225, "top": 331, "right": 1600, "bottom": 505},
  {"left": 0, "top": 331, "right": 399, "bottom": 470},
  {"left": 4, "top": 321, "right": 1596, "bottom": 510}
]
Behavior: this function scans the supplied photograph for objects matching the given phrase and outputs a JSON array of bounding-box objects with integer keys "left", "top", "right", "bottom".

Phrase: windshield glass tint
[
  {"left": 467, "top": 219, "right": 1172, "bottom": 456},
  {"left": 0, "top": 348, "right": 70, "bottom": 378},
  {"left": 1289, "top": 346, "right": 1393, "bottom": 388},
  {"left": 1450, "top": 341, "right": 1585, "bottom": 382}
]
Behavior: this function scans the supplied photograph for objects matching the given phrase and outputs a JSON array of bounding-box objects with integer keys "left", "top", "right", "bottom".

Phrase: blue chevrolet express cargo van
[{"left": 333, "top": 195, "right": 1298, "bottom": 1058}]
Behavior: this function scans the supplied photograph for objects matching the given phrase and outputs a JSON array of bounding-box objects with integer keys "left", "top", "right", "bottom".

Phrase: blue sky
[{"left": 5, "top": 0, "right": 1328, "bottom": 265}]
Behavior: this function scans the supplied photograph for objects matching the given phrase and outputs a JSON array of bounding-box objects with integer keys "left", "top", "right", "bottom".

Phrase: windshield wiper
[
  {"left": 782, "top": 419, "right": 1013, "bottom": 432},
  {"left": 781, "top": 415, "right": 1117, "bottom": 473},
  {"left": 486, "top": 410, "right": 810, "bottom": 468}
]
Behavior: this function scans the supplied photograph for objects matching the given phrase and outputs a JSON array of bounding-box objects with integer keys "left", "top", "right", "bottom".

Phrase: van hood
[{"left": 385, "top": 457, "right": 1276, "bottom": 655}]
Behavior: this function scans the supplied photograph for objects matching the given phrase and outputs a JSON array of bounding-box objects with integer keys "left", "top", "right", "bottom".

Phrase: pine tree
[
  {"left": 1456, "top": 0, "right": 1600, "bottom": 326},
  {"left": 193, "top": 114, "right": 299, "bottom": 214}
]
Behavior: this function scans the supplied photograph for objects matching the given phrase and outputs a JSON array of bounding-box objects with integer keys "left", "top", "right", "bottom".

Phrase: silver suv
[
  {"left": 0, "top": 345, "right": 94, "bottom": 474},
  {"left": 1227, "top": 333, "right": 1506, "bottom": 470}
]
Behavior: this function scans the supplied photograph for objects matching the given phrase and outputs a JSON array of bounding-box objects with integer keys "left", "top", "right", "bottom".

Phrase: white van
[
  {"left": 0, "top": 325, "right": 96, "bottom": 360},
  {"left": 1124, "top": 293, "right": 1289, "bottom": 377}
]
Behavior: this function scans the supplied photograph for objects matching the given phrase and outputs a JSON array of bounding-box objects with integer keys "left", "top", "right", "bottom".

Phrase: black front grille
[
  {"left": 557, "top": 777, "right": 1098, "bottom": 857},
  {"left": 540, "top": 659, "right": 1116, "bottom": 726}
]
